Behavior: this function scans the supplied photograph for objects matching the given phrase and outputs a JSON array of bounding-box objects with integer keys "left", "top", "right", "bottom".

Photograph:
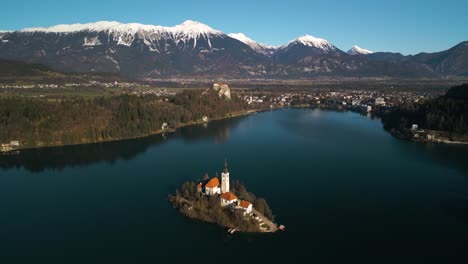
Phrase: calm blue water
[{"left": 0, "top": 108, "right": 467, "bottom": 263}]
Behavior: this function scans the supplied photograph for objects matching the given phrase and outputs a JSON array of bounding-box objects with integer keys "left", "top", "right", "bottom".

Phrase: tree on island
[
  {"left": 255, "top": 198, "right": 275, "bottom": 222},
  {"left": 169, "top": 179, "right": 275, "bottom": 232},
  {"left": 231, "top": 180, "right": 275, "bottom": 221}
]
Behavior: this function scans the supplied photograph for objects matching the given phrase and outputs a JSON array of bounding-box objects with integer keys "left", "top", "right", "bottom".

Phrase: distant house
[
  {"left": 366, "top": 105, "right": 372, "bottom": 112},
  {"left": 220, "top": 192, "right": 237, "bottom": 206},
  {"left": 375, "top": 97, "right": 385, "bottom": 106},
  {"left": 196, "top": 182, "right": 203, "bottom": 193},
  {"left": 202, "top": 116, "right": 209, "bottom": 122},
  {"left": 238, "top": 200, "right": 253, "bottom": 214},
  {"left": 10, "top": 141, "right": 19, "bottom": 147},
  {"left": 1, "top": 143, "right": 12, "bottom": 152},
  {"left": 161, "top": 123, "right": 169, "bottom": 130},
  {"left": 411, "top": 124, "right": 418, "bottom": 131},
  {"left": 205, "top": 177, "right": 221, "bottom": 196}
]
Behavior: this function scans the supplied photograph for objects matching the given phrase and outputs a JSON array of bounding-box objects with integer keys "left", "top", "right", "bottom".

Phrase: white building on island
[
  {"left": 205, "top": 177, "right": 221, "bottom": 195},
  {"left": 238, "top": 200, "right": 253, "bottom": 214},
  {"left": 220, "top": 192, "right": 238, "bottom": 206}
]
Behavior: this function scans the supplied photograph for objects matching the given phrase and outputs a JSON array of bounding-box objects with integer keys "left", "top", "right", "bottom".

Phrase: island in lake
[{"left": 169, "top": 160, "right": 280, "bottom": 233}]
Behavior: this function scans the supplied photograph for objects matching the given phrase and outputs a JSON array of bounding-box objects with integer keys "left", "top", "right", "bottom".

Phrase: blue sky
[{"left": 2, "top": 0, "right": 467, "bottom": 54}]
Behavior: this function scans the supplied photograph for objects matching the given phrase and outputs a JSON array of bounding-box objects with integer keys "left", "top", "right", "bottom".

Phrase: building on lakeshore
[
  {"left": 1, "top": 143, "right": 12, "bottom": 152},
  {"left": 1, "top": 141, "right": 19, "bottom": 152}
]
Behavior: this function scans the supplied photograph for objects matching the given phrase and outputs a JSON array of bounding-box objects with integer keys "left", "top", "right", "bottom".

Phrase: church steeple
[
  {"left": 221, "top": 158, "right": 230, "bottom": 193},
  {"left": 223, "top": 158, "right": 229, "bottom": 173}
]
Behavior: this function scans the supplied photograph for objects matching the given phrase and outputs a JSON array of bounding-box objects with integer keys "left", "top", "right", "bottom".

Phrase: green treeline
[
  {"left": 0, "top": 89, "right": 249, "bottom": 147},
  {"left": 382, "top": 84, "right": 468, "bottom": 137}
]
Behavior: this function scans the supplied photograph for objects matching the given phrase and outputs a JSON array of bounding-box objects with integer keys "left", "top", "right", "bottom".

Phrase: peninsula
[
  {"left": 0, "top": 81, "right": 263, "bottom": 152},
  {"left": 169, "top": 160, "right": 280, "bottom": 233},
  {"left": 382, "top": 84, "right": 468, "bottom": 144}
]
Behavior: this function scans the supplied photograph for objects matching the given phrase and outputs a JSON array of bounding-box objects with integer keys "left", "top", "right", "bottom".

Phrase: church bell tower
[{"left": 221, "top": 158, "right": 230, "bottom": 193}]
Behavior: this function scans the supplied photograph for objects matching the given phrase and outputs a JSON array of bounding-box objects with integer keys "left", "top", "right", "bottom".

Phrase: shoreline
[
  {"left": 409, "top": 137, "right": 468, "bottom": 145},
  {"left": 0, "top": 108, "right": 270, "bottom": 153},
  {"left": 171, "top": 196, "right": 270, "bottom": 234},
  {"left": 434, "top": 139, "right": 468, "bottom": 145},
  {"left": 291, "top": 105, "right": 468, "bottom": 145},
  {"left": 2, "top": 106, "right": 466, "bottom": 153},
  {"left": 387, "top": 128, "right": 468, "bottom": 146}
]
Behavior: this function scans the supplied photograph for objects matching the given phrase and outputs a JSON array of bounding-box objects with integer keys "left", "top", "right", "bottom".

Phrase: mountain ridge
[{"left": 0, "top": 20, "right": 467, "bottom": 78}]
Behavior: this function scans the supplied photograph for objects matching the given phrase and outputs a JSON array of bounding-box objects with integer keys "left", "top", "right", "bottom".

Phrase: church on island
[{"left": 197, "top": 160, "right": 253, "bottom": 215}]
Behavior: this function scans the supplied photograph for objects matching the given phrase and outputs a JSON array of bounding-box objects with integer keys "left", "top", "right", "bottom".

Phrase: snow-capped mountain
[
  {"left": 347, "top": 45, "right": 373, "bottom": 55},
  {"left": 273, "top": 35, "right": 344, "bottom": 64},
  {"left": 228, "top": 33, "right": 275, "bottom": 55},
  {"left": 283, "top": 35, "right": 338, "bottom": 51},
  {"left": 20, "top": 20, "right": 224, "bottom": 49},
  {"left": 20, "top": 20, "right": 219, "bottom": 35},
  {"left": 0, "top": 20, "right": 268, "bottom": 76},
  {"left": 0, "top": 20, "right": 464, "bottom": 78}
]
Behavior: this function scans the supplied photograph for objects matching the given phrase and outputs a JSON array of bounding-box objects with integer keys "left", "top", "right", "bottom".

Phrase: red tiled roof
[
  {"left": 205, "top": 177, "right": 220, "bottom": 188},
  {"left": 220, "top": 192, "right": 237, "bottom": 201},
  {"left": 239, "top": 200, "right": 252, "bottom": 208}
]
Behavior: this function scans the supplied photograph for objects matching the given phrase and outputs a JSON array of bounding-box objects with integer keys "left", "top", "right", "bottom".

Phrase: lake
[{"left": 0, "top": 108, "right": 467, "bottom": 263}]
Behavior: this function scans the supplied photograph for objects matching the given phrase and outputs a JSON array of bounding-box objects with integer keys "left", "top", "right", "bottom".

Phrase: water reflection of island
[{"left": 0, "top": 115, "right": 245, "bottom": 173}]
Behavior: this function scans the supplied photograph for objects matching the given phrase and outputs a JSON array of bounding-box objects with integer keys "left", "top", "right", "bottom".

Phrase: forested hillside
[
  {"left": 382, "top": 84, "right": 468, "bottom": 139},
  {"left": 0, "top": 89, "right": 249, "bottom": 148}
]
